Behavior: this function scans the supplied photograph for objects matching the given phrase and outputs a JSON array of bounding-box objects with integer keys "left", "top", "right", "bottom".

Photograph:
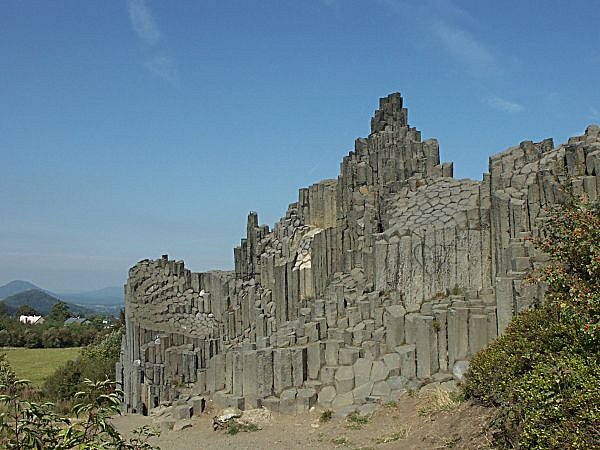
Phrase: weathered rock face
[{"left": 117, "top": 93, "right": 600, "bottom": 416}]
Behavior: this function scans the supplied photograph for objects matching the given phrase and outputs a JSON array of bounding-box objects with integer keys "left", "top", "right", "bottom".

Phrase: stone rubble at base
[{"left": 117, "top": 93, "right": 600, "bottom": 417}]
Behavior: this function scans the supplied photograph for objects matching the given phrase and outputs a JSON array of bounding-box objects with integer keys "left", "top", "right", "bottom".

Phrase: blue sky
[{"left": 1, "top": 0, "right": 598, "bottom": 292}]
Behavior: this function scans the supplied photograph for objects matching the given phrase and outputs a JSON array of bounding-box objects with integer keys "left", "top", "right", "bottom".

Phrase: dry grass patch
[
  {"left": 418, "top": 386, "right": 462, "bottom": 417},
  {"left": 331, "top": 436, "right": 352, "bottom": 447},
  {"left": 375, "top": 424, "right": 412, "bottom": 443}
]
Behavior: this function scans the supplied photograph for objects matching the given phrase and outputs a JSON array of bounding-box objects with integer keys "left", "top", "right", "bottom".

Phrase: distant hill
[
  {"left": 58, "top": 286, "right": 123, "bottom": 306},
  {"left": 0, "top": 280, "right": 44, "bottom": 299},
  {"left": 0, "top": 281, "right": 123, "bottom": 317},
  {"left": 0, "top": 289, "right": 94, "bottom": 317}
]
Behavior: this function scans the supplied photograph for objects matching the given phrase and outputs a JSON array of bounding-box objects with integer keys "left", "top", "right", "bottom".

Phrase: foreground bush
[
  {"left": 508, "top": 353, "right": 600, "bottom": 449},
  {"left": 43, "top": 327, "right": 123, "bottom": 405},
  {"left": 465, "top": 199, "right": 600, "bottom": 449},
  {"left": 0, "top": 357, "right": 159, "bottom": 449},
  {"left": 465, "top": 304, "right": 577, "bottom": 406}
]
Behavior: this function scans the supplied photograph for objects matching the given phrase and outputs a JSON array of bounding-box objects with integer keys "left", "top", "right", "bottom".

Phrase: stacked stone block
[{"left": 118, "top": 95, "right": 600, "bottom": 416}]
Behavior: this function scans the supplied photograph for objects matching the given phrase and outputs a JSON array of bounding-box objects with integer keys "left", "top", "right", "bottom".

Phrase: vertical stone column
[
  {"left": 415, "top": 315, "right": 438, "bottom": 379},
  {"left": 273, "top": 348, "right": 293, "bottom": 395},
  {"left": 447, "top": 304, "right": 468, "bottom": 369},
  {"left": 433, "top": 308, "right": 448, "bottom": 372},
  {"left": 374, "top": 240, "right": 388, "bottom": 292},
  {"left": 383, "top": 305, "right": 405, "bottom": 352},
  {"left": 257, "top": 348, "right": 274, "bottom": 399},
  {"left": 495, "top": 277, "right": 514, "bottom": 334},
  {"left": 468, "top": 314, "right": 489, "bottom": 355},
  {"left": 242, "top": 350, "right": 258, "bottom": 408}
]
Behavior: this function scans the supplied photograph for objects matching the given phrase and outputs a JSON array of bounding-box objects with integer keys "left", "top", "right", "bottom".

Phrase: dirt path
[{"left": 113, "top": 391, "right": 495, "bottom": 450}]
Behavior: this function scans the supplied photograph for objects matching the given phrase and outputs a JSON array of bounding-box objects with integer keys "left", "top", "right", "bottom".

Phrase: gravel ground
[{"left": 113, "top": 390, "right": 495, "bottom": 450}]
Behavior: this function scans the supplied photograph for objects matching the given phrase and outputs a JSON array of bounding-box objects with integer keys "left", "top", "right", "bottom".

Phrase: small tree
[
  {"left": 22, "top": 329, "right": 42, "bottom": 349},
  {"left": 15, "top": 305, "right": 38, "bottom": 317},
  {"left": 47, "top": 301, "right": 71, "bottom": 325},
  {"left": 41, "top": 328, "right": 70, "bottom": 348}
]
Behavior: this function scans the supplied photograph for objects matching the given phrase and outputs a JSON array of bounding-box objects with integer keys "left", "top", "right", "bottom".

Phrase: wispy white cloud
[
  {"left": 144, "top": 53, "right": 179, "bottom": 85},
  {"left": 484, "top": 95, "right": 524, "bottom": 113},
  {"left": 126, "top": 0, "right": 179, "bottom": 85},
  {"left": 377, "top": 1, "right": 498, "bottom": 79},
  {"left": 382, "top": 0, "right": 476, "bottom": 26},
  {"left": 431, "top": 19, "right": 495, "bottom": 77},
  {"left": 127, "top": 0, "right": 161, "bottom": 45},
  {"left": 379, "top": 1, "right": 496, "bottom": 77}
]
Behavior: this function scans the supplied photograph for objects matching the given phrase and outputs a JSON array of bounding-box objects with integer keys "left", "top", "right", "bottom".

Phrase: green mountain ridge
[
  {"left": 0, "top": 280, "right": 46, "bottom": 299},
  {"left": 0, "top": 281, "right": 124, "bottom": 312},
  {"left": 1, "top": 289, "right": 96, "bottom": 317}
]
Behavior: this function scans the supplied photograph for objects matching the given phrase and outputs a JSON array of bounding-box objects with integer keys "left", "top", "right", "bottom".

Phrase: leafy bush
[
  {"left": 464, "top": 304, "right": 577, "bottom": 406},
  {"left": 536, "top": 199, "right": 600, "bottom": 345},
  {"left": 43, "top": 360, "right": 83, "bottom": 404},
  {"left": 43, "top": 327, "right": 123, "bottom": 405},
  {"left": 465, "top": 198, "right": 600, "bottom": 449},
  {"left": 0, "top": 357, "right": 159, "bottom": 449},
  {"left": 79, "top": 326, "right": 123, "bottom": 380},
  {"left": 0, "top": 355, "right": 16, "bottom": 388},
  {"left": 505, "top": 353, "right": 600, "bottom": 449}
]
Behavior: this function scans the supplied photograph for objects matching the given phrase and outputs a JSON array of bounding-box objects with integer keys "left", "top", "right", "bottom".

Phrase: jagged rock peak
[{"left": 370, "top": 92, "right": 408, "bottom": 134}]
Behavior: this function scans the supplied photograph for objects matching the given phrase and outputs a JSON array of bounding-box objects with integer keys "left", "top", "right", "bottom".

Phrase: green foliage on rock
[{"left": 465, "top": 199, "right": 600, "bottom": 449}]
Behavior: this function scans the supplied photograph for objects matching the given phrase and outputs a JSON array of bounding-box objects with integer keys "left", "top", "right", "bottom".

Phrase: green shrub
[
  {"left": 508, "top": 353, "right": 600, "bottom": 449},
  {"left": 465, "top": 198, "right": 600, "bottom": 449},
  {"left": 319, "top": 409, "right": 333, "bottom": 423},
  {"left": 43, "top": 360, "right": 83, "bottom": 403},
  {"left": 0, "top": 354, "right": 16, "bottom": 389},
  {"left": 43, "top": 327, "right": 123, "bottom": 405},
  {"left": 467, "top": 312, "right": 599, "bottom": 449},
  {"left": 464, "top": 303, "right": 577, "bottom": 406},
  {"left": 225, "top": 421, "right": 258, "bottom": 435},
  {"left": 79, "top": 326, "right": 123, "bottom": 381},
  {"left": 346, "top": 412, "right": 368, "bottom": 429},
  {"left": 536, "top": 199, "right": 600, "bottom": 345},
  {"left": 1, "top": 355, "right": 159, "bottom": 448}
]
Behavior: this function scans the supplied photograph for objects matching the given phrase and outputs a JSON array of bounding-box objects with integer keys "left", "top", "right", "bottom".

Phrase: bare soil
[{"left": 113, "top": 390, "right": 495, "bottom": 450}]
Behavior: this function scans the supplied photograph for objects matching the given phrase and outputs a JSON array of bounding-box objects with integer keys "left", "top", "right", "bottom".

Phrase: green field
[{"left": 1, "top": 347, "right": 82, "bottom": 386}]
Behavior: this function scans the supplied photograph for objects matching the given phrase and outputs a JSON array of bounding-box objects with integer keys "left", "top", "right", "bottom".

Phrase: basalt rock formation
[{"left": 118, "top": 93, "right": 600, "bottom": 416}]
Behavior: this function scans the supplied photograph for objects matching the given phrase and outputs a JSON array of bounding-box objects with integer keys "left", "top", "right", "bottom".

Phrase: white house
[{"left": 19, "top": 315, "right": 44, "bottom": 325}]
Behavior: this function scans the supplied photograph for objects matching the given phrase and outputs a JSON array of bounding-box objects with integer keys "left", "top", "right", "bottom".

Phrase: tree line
[{"left": 0, "top": 301, "right": 118, "bottom": 349}]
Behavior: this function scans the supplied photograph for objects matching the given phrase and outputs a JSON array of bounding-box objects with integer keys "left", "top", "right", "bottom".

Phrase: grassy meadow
[{"left": 1, "top": 347, "right": 81, "bottom": 386}]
